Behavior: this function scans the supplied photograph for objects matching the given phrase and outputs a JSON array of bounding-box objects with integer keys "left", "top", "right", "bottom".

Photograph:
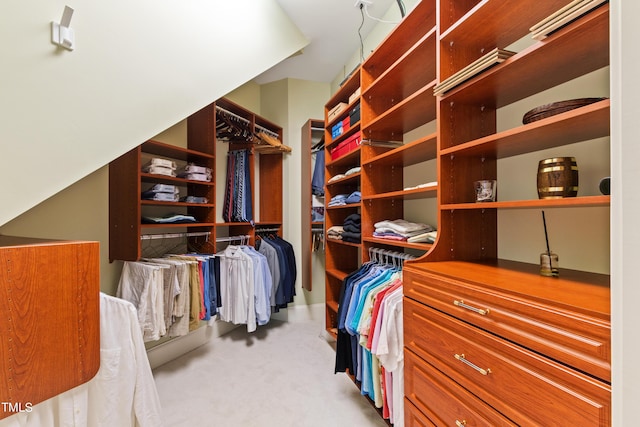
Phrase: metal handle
[
  {"left": 454, "top": 299, "right": 490, "bottom": 316},
  {"left": 454, "top": 353, "right": 491, "bottom": 376},
  {"left": 456, "top": 420, "right": 467, "bottom": 427}
]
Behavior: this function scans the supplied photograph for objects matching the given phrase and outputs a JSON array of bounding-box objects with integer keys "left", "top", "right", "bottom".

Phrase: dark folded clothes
[
  {"left": 344, "top": 213, "right": 361, "bottom": 224},
  {"left": 343, "top": 223, "right": 361, "bottom": 233},
  {"left": 341, "top": 231, "right": 361, "bottom": 243}
]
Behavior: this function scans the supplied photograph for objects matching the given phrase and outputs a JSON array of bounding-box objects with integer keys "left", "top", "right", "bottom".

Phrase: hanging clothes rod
[
  {"left": 215, "top": 105, "right": 251, "bottom": 125},
  {"left": 256, "top": 227, "right": 280, "bottom": 233},
  {"left": 311, "top": 127, "right": 325, "bottom": 131},
  {"left": 216, "top": 234, "right": 250, "bottom": 243},
  {"left": 255, "top": 124, "right": 280, "bottom": 139},
  {"left": 216, "top": 105, "right": 280, "bottom": 139},
  {"left": 141, "top": 231, "right": 210, "bottom": 241}
]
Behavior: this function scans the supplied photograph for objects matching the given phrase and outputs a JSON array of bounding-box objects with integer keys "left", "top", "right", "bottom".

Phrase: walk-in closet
[{"left": 2, "top": 0, "right": 638, "bottom": 426}]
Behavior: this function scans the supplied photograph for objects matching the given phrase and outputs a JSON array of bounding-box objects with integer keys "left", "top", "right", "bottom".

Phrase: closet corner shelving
[
  {"left": 301, "top": 119, "right": 325, "bottom": 292},
  {"left": 324, "top": 67, "right": 362, "bottom": 337},
  {"left": 109, "top": 97, "right": 285, "bottom": 262},
  {"left": 323, "top": 0, "right": 439, "bottom": 385},
  {"left": 324, "top": 0, "right": 611, "bottom": 425}
]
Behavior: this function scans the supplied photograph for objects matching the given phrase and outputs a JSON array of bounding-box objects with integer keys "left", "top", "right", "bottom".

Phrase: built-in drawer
[
  {"left": 405, "top": 348, "right": 517, "bottom": 427},
  {"left": 403, "top": 262, "right": 610, "bottom": 382},
  {"left": 404, "top": 298, "right": 611, "bottom": 426},
  {"left": 405, "top": 398, "right": 437, "bottom": 427}
]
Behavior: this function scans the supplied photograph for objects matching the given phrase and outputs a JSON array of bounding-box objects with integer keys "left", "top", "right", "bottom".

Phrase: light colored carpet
[{"left": 152, "top": 304, "right": 390, "bottom": 427}]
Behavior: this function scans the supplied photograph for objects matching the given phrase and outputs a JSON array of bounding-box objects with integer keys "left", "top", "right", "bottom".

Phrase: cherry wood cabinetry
[
  {"left": 109, "top": 98, "right": 284, "bottom": 262},
  {"left": 402, "top": 1, "right": 611, "bottom": 425},
  {"left": 324, "top": 0, "right": 610, "bottom": 423}
]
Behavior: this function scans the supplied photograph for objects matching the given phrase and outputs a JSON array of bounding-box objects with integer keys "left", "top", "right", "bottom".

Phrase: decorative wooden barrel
[{"left": 537, "top": 157, "right": 578, "bottom": 199}]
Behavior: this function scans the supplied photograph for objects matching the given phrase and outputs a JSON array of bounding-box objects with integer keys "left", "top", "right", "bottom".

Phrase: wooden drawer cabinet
[
  {"left": 405, "top": 348, "right": 516, "bottom": 427},
  {"left": 406, "top": 399, "right": 437, "bottom": 427},
  {"left": 403, "top": 261, "right": 610, "bottom": 382},
  {"left": 405, "top": 297, "right": 611, "bottom": 426}
]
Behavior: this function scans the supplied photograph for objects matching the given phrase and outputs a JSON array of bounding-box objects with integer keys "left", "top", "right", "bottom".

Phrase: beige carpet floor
[{"left": 152, "top": 304, "right": 389, "bottom": 427}]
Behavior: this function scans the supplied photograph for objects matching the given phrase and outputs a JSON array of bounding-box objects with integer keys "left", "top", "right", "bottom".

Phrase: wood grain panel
[{"left": 0, "top": 238, "right": 100, "bottom": 420}]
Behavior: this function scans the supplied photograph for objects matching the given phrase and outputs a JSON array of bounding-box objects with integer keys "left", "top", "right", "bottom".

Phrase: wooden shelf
[
  {"left": 439, "top": 0, "right": 571, "bottom": 80},
  {"left": 361, "top": 3, "right": 437, "bottom": 83},
  {"left": 326, "top": 172, "right": 361, "bottom": 187},
  {"left": 326, "top": 268, "right": 351, "bottom": 282},
  {"left": 327, "top": 238, "right": 362, "bottom": 248},
  {"left": 327, "top": 300, "right": 340, "bottom": 314},
  {"left": 140, "top": 173, "right": 215, "bottom": 186},
  {"left": 362, "top": 80, "right": 437, "bottom": 141},
  {"left": 441, "top": 195, "right": 610, "bottom": 210},
  {"left": 326, "top": 147, "right": 361, "bottom": 169},
  {"left": 326, "top": 120, "right": 361, "bottom": 148},
  {"left": 142, "top": 140, "right": 214, "bottom": 161},
  {"left": 141, "top": 200, "right": 215, "bottom": 208},
  {"left": 141, "top": 222, "right": 217, "bottom": 229},
  {"left": 363, "top": 185, "right": 437, "bottom": 201},
  {"left": 361, "top": 27, "right": 437, "bottom": 117},
  {"left": 363, "top": 133, "right": 437, "bottom": 167},
  {"left": 441, "top": 99, "right": 610, "bottom": 157},
  {"left": 110, "top": 98, "right": 284, "bottom": 261},
  {"left": 363, "top": 237, "right": 433, "bottom": 252},
  {"left": 441, "top": 4, "right": 609, "bottom": 108}
]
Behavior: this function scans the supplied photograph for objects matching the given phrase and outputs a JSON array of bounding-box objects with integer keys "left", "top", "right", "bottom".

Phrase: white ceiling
[{"left": 254, "top": 0, "right": 398, "bottom": 84}]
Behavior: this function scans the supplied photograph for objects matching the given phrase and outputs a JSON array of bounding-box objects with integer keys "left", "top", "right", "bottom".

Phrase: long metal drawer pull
[
  {"left": 454, "top": 353, "right": 491, "bottom": 376},
  {"left": 453, "top": 299, "right": 490, "bottom": 316},
  {"left": 455, "top": 420, "right": 467, "bottom": 427}
]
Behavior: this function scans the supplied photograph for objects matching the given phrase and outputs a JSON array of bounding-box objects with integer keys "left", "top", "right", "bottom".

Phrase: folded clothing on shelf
[
  {"left": 373, "top": 219, "right": 435, "bottom": 241},
  {"left": 180, "top": 196, "right": 209, "bottom": 204},
  {"left": 407, "top": 230, "right": 437, "bottom": 244},
  {"left": 142, "top": 183, "right": 180, "bottom": 202},
  {"left": 177, "top": 163, "right": 212, "bottom": 182},
  {"left": 328, "top": 194, "right": 348, "bottom": 207},
  {"left": 142, "top": 213, "right": 197, "bottom": 224},
  {"left": 327, "top": 225, "right": 344, "bottom": 240},
  {"left": 345, "top": 191, "right": 361, "bottom": 204},
  {"left": 342, "top": 213, "right": 361, "bottom": 243},
  {"left": 143, "top": 158, "right": 177, "bottom": 177}
]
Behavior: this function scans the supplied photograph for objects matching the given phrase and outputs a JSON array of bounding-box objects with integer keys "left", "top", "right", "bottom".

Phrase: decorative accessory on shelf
[
  {"left": 522, "top": 97, "right": 607, "bottom": 124},
  {"left": 537, "top": 157, "right": 578, "bottom": 199},
  {"left": 474, "top": 180, "right": 497, "bottom": 202},
  {"left": 540, "top": 211, "right": 560, "bottom": 277},
  {"left": 599, "top": 176, "right": 611, "bottom": 195}
]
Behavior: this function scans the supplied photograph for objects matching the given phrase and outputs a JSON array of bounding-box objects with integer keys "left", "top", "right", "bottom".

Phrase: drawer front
[
  {"left": 404, "top": 298, "right": 611, "bottom": 426},
  {"left": 406, "top": 398, "right": 437, "bottom": 427},
  {"left": 405, "top": 348, "right": 517, "bottom": 427},
  {"left": 404, "top": 267, "right": 610, "bottom": 382}
]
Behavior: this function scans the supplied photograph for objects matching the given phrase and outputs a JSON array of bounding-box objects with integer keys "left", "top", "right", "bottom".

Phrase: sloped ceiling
[{"left": 0, "top": 0, "right": 308, "bottom": 227}]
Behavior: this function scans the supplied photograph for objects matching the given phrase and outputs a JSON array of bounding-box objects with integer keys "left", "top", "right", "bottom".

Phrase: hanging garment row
[
  {"left": 215, "top": 106, "right": 292, "bottom": 153},
  {"left": 0, "top": 293, "right": 163, "bottom": 427},
  {"left": 334, "top": 249, "right": 412, "bottom": 427},
  {"left": 223, "top": 149, "right": 253, "bottom": 224},
  {"left": 115, "top": 234, "right": 298, "bottom": 339}
]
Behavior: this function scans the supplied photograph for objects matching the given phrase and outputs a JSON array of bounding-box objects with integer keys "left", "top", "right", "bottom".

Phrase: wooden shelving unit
[
  {"left": 324, "top": 0, "right": 611, "bottom": 425},
  {"left": 109, "top": 98, "right": 285, "bottom": 262},
  {"left": 403, "top": 1, "right": 611, "bottom": 425}
]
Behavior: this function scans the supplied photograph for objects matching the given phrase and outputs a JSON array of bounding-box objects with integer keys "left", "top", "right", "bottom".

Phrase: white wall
[{"left": 0, "top": 0, "right": 308, "bottom": 227}]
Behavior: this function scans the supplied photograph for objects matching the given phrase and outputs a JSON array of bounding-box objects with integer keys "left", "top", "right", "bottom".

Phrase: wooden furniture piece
[
  {"left": 325, "top": 0, "right": 611, "bottom": 425},
  {"left": 323, "top": 69, "right": 362, "bottom": 337},
  {"left": 301, "top": 119, "right": 325, "bottom": 291},
  {"left": 0, "top": 236, "right": 100, "bottom": 420},
  {"left": 323, "top": 0, "right": 439, "bottom": 337},
  {"left": 109, "top": 97, "right": 285, "bottom": 262},
  {"left": 403, "top": 1, "right": 611, "bottom": 426}
]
